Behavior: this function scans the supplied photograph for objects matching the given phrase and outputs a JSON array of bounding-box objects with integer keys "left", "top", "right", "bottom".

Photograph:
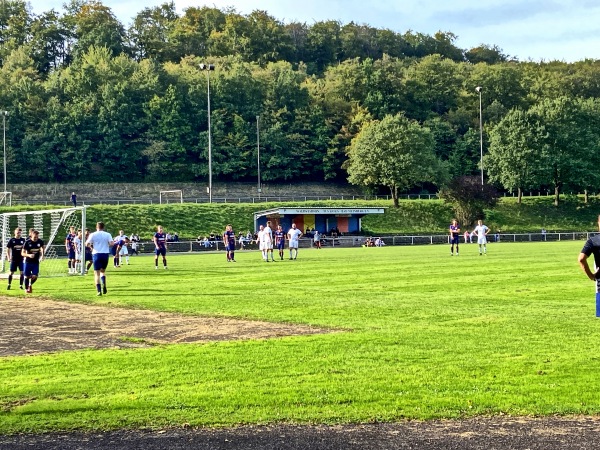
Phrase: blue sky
[{"left": 30, "top": 0, "right": 600, "bottom": 62}]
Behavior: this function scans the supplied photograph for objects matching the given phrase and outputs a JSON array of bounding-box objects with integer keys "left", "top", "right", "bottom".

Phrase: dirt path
[{"left": 0, "top": 297, "right": 327, "bottom": 356}]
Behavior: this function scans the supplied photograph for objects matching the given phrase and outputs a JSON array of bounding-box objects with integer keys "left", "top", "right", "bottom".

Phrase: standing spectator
[
  {"left": 85, "top": 222, "right": 113, "bottom": 296},
  {"left": 130, "top": 233, "right": 139, "bottom": 256},
  {"left": 71, "top": 192, "right": 77, "bottom": 207},
  {"left": 463, "top": 230, "right": 470, "bottom": 244},
  {"left": 313, "top": 230, "right": 322, "bottom": 249}
]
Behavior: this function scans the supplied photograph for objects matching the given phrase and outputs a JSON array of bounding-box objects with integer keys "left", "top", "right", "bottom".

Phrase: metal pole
[
  {"left": 256, "top": 115, "right": 261, "bottom": 198},
  {"left": 476, "top": 86, "right": 483, "bottom": 185},
  {"left": 3, "top": 111, "right": 6, "bottom": 194},
  {"left": 207, "top": 72, "right": 212, "bottom": 203}
]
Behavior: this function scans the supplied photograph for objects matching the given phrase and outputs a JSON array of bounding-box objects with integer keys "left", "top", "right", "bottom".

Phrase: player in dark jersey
[
  {"left": 153, "top": 225, "right": 167, "bottom": 269},
  {"left": 111, "top": 235, "right": 129, "bottom": 268},
  {"left": 83, "top": 229, "right": 93, "bottom": 273},
  {"left": 223, "top": 224, "right": 236, "bottom": 262},
  {"left": 21, "top": 229, "right": 45, "bottom": 294},
  {"left": 579, "top": 214, "right": 600, "bottom": 280},
  {"left": 65, "top": 226, "right": 77, "bottom": 274},
  {"left": 274, "top": 225, "right": 286, "bottom": 260},
  {"left": 6, "top": 227, "right": 25, "bottom": 289},
  {"left": 449, "top": 219, "right": 460, "bottom": 256}
]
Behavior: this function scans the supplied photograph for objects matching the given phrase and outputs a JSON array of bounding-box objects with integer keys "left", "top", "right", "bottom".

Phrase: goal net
[
  {"left": 160, "top": 190, "right": 183, "bottom": 204},
  {"left": 0, "top": 206, "right": 87, "bottom": 278},
  {"left": 0, "top": 191, "right": 12, "bottom": 206}
]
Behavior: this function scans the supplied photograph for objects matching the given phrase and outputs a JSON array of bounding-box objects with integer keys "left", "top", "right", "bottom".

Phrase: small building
[{"left": 253, "top": 207, "right": 385, "bottom": 235}]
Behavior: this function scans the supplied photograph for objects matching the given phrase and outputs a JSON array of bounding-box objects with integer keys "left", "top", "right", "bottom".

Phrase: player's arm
[
  {"left": 578, "top": 252, "right": 599, "bottom": 281},
  {"left": 21, "top": 245, "right": 30, "bottom": 259},
  {"left": 5, "top": 242, "right": 11, "bottom": 261},
  {"left": 39, "top": 245, "right": 45, "bottom": 262},
  {"left": 153, "top": 235, "right": 159, "bottom": 249}
]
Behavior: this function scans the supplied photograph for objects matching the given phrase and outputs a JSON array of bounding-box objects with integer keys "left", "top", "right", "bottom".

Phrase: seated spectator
[
  {"left": 173, "top": 232, "right": 179, "bottom": 242},
  {"left": 203, "top": 237, "right": 211, "bottom": 248},
  {"left": 375, "top": 237, "right": 385, "bottom": 247}
]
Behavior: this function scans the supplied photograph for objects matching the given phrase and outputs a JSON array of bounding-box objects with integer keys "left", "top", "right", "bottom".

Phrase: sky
[{"left": 30, "top": 0, "right": 600, "bottom": 62}]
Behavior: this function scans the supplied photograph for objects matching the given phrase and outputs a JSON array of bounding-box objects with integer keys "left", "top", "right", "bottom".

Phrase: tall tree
[
  {"left": 345, "top": 113, "right": 442, "bottom": 207},
  {"left": 486, "top": 108, "right": 541, "bottom": 203}
]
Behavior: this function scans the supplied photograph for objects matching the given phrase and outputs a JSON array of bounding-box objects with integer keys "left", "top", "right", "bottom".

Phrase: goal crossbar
[{"left": 160, "top": 190, "right": 183, "bottom": 204}]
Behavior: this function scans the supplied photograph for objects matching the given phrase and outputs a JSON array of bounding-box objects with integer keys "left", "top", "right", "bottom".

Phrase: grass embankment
[
  {"left": 1, "top": 241, "right": 599, "bottom": 433},
  {"left": 61, "top": 195, "right": 600, "bottom": 239}
]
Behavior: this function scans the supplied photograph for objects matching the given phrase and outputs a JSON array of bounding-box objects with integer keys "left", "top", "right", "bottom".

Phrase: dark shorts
[
  {"left": 110, "top": 246, "right": 118, "bottom": 256},
  {"left": 92, "top": 253, "right": 109, "bottom": 271},
  {"left": 226, "top": 243, "right": 236, "bottom": 251},
  {"left": 23, "top": 262, "right": 40, "bottom": 277},
  {"left": 68, "top": 249, "right": 76, "bottom": 259},
  {"left": 450, "top": 236, "right": 460, "bottom": 245},
  {"left": 85, "top": 251, "right": 92, "bottom": 262},
  {"left": 277, "top": 242, "right": 285, "bottom": 250},
  {"left": 155, "top": 247, "right": 166, "bottom": 257},
  {"left": 10, "top": 259, "right": 23, "bottom": 273}
]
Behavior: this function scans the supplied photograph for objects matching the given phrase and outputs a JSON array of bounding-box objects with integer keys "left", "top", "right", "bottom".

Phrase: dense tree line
[{"left": 1, "top": 0, "right": 600, "bottom": 199}]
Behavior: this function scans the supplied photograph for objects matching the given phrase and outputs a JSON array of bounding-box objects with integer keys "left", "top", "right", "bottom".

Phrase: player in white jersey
[
  {"left": 117, "top": 230, "right": 130, "bottom": 265},
  {"left": 472, "top": 219, "right": 490, "bottom": 255},
  {"left": 73, "top": 230, "right": 83, "bottom": 274},
  {"left": 263, "top": 221, "right": 274, "bottom": 262},
  {"left": 85, "top": 221, "right": 114, "bottom": 296},
  {"left": 256, "top": 225, "right": 266, "bottom": 261},
  {"left": 287, "top": 223, "right": 303, "bottom": 260}
]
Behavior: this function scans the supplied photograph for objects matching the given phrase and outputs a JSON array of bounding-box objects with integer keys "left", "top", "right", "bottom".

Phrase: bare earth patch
[{"left": 0, "top": 297, "right": 328, "bottom": 357}]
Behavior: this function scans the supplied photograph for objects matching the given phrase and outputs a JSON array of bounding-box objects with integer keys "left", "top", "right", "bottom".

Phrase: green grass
[{"left": 1, "top": 241, "right": 600, "bottom": 434}]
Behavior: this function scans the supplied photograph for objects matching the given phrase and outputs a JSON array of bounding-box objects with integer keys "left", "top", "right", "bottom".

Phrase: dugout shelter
[{"left": 253, "top": 207, "right": 385, "bottom": 235}]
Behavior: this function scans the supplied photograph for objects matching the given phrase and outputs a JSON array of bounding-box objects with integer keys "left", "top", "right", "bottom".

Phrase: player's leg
[
  {"left": 19, "top": 264, "right": 24, "bottom": 289},
  {"left": 7, "top": 270, "right": 13, "bottom": 289},
  {"left": 161, "top": 248, "right": 167, "bottom": 269}
]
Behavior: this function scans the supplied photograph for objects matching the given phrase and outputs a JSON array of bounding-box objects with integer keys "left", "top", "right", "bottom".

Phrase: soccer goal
[
  {"left": 0, "top": 206, "right": 87, "bottom": 277},
  {"left": 0, "top": 191, "right": 12, "bottom": 206},
  {"left": 160, "top": 190, "right": 183, "bottom": 204}
]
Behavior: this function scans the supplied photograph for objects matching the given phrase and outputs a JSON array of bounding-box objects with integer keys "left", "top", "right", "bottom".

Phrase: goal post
[
  {"left": 160, "top": 190, "right": 183, "bottom": 204},
  {"left": 0, "top": 191, "right": 12, "bottom": 206},
  {"left": 0, "top": 206, "right": 87, "bottom": 277}
]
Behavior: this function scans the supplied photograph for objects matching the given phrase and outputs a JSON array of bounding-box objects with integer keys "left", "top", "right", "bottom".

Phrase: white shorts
[
  {"left": 289, "top": 240, "right": 299, "bottom": 249},
  {"left": 119, "top": 246, "right": 129, "bottom": 255},
  {"left": 477, "top": 237, "right": 487, "bottom": 245}
]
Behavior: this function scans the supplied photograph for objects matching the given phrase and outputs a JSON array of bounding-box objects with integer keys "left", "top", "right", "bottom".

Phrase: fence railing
[{"left": 41, "top": 232, "right": 593, "bottom": 257}]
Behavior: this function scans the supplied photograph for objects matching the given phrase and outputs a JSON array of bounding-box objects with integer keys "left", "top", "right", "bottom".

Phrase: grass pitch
[{"left": 1, "top": 241, "right": 599, "bottom": 433}]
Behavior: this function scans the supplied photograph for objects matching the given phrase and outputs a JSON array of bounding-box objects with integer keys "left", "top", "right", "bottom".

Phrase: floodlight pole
[
  {"left": 256, "top": 115, "right": 261, "bottom": 199},
  {"left": 475, "top": 86, "right": 483, "bottom": 185},
  {"left": 2, "top": 111, "right": 7, "bottom": 194},
  {"left": 200, "top": 64, "right": 215, "bottom": 202}
]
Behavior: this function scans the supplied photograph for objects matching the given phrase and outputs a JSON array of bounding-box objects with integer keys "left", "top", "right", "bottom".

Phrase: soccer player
[
  {"left": 21, "top": 229, "right": 45, "bottom": 294},
  {"left": 223, "top": 224, "right": 236, "bottom": 262},
  {"left": 256, "top": 225, "right": 266, "bottom": 261},
  {"left": 73, "top": 230, "right": 83, "bottom": 273},
  {"left": 65, "top": 225, "right": 77, "bottom": 273},
  {"left": 472, "top": 219, "right": 490, "bottom": 255},
  {"left": 579, "top": 214, "right": 600, "bottom": 281},
  {"left": 117, "top": 230, "right": 130, "bottom": 265},
  {"left": 263, "top": 220, "right": 274, "bottom": 261},
  {"left": 287, "top": 223, "right": 303, "bottom": 260},
  {"left": 84, "top": 228, "right": 93, "bottom": 273},
  {"left": 111, "top": 234, "right": 129, "bottom": 268},
  {"left": 154, "top": 225, "right": 168, "bottom": 269},
  {"left": 274, "top": 225, "right": 286, "bottom": 260},
  {"left": 6, "top": 227, "right": 25, "bottom": 290},
  {"left": 86, "top": 222, "right": 113, "bottom": 296},
  {"left": 449, "top": 219, "right": 460, "bottom": 256}
]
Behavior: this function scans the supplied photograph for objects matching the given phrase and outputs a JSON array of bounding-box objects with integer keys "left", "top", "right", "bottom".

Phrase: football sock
[
  {"left": 96, "top": 283, "right": 101, "bottom": 293},
  {"left": 30, "top": 277, "right": 37, "bottom": 285},
  {"left": 8, "top": 274, "right": 12, "bottom": 284}
]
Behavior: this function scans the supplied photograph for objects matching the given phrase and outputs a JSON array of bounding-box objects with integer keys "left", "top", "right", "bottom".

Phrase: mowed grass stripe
[{"left": 1, "top": 241, "right": 599, "bottom": 433}]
